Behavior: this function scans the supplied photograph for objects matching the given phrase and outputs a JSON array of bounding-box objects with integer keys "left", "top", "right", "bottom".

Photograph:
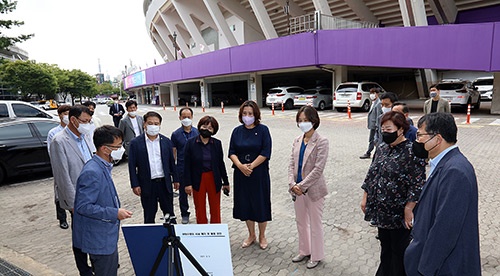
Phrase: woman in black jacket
[{"left": 184, "top": 116, "right": 229, "bottom": 224}]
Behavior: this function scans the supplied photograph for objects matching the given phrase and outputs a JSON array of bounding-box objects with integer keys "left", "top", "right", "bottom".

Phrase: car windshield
[
  {"left": 303, "top": 90, "right": 318, "bottom": 95},
  {"left": 437, "top": 83, "right": 465, "bottom": 90},
  {"left": 473, "top": 79, "right": 493, "bottom": 86},
  {"left": 336, "top": 85, "right": 358, "bottom": 92},
  {"left": 268, "top": 89, "right": 282, "bottom": 94}
]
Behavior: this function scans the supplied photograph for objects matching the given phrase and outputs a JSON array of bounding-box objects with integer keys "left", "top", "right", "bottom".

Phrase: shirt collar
[
  {"left": 429, "top": 145, "right": 458, "bottom": 175},
  {"left": 95, "top": 155, "right": 113, "bottom": 173},
  {"left": 65, "top": 127, "right": 81, "bottom": 141},
  {"left": 145, "top": 134, "right": 160, "bottom": 142}
]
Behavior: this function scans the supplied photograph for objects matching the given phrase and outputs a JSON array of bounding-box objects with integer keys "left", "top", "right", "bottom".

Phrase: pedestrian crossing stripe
[{"left": 489, "top": 119, "right": 500, "bottom": 126}]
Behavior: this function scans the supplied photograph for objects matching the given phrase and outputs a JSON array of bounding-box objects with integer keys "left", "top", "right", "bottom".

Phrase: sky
[{"left": 5, "top": 0, "right": 162, "bottom": 80}]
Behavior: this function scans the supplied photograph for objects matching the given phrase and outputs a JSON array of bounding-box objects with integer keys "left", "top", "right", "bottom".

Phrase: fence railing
[{"left": 289, "top": 11, "right": 378, "bottom": 35}]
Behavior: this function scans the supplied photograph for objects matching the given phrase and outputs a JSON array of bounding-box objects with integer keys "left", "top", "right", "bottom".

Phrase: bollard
[
  {"left": 281, "top": 102, "right": 284, "bottom": 112},
  {"left": 347, "top": 100, "right": 352, "bottom": 119},
  {"left": 162, "top": 103, "right": 165, "bottom": 110},
  {"left": 272, "top": 102, "right": 275, "bottom": 116},
  {"left": 186, "top": 102, "right": 188, "bottom": 107},
  {"left": 174, "top": 105, "right": 176, "bottom": 111},
  {"left": 466, "top": 104, "right": 471, "bottom": 124},
  {"left": 221, "top": 102, "right": 224, "bottom": 113},
  {"left": 202, "top": 103, "right": 205, "bottom": 112}
]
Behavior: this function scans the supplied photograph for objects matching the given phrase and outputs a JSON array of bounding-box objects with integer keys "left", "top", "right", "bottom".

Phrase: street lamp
[{"left": 173, "top": 31, "right": 178, "bottom": 60}]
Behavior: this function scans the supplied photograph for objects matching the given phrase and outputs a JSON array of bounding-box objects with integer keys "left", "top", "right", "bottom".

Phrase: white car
[
  {"left": 265, "top": 86, "right": 304, "bottom": 110},
  {"left": 333, "top": 82, "right": 386, "bottom": 112},
  {"left": 97, "top": 97, "right": 111, "bottom": 104},
  {"left": 473, "top": 77, "right": 493, "bottom": 101},
  {"left": 293, "top": 87, "right": 333, "bottom": 110},
  {"left": 436, "top": 79, "right": 481, "bottom": 110},
  {"left": 0, "top": 100, "right": 56, "bottom": 120}
]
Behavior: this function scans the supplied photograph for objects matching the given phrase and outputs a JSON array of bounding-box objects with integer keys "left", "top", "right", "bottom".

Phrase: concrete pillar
[
  {"left": 248, "top": 73, "right": 262, "bottom": 107},
  {"left": 332, "top": 66, "right": 347, "bottom": 91},
  {"left": 490, "top": 72, "right": 500, "bottom": 114},
  {"left": 170, "top": 83, "right": 179, "bottom": 107},
  {"left": 200, "top": 80, "right": 209, "bottom": 108},
  {"left": 159, "top": 85, "right": 170, "bottom": 106}
]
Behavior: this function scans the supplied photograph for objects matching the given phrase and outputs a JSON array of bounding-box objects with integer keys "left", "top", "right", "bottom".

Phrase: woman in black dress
[{"left": 229, "top": 100, "right": 272, "bottom": 250}]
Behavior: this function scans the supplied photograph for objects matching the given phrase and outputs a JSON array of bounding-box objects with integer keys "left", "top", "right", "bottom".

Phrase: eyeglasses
[
  {"left": 105, "top": 143, "right": 123, "bottom": 150},
  {"left": 76, "top": 117, "right": 92, "bottom": 124}
]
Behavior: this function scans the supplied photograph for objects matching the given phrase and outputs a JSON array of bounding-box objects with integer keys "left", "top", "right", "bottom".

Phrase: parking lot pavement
[{"left": 0, "top": 105, "right": 499, "bottom": 275}]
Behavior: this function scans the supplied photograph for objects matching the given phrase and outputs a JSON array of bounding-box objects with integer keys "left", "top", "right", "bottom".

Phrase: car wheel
[
  {"left": 0, "top": 166, "right": 5, "bottom": 185},
  {"left": 474, "top": 98, "right": 481, "bottom": 110},
  {"left": 285, "top": 99, "right": 294, "bottom": 110},
  {"left": 361, "top": 100, "right": 371, "bottom": 112},
  {"left": 318, "top": 101, "right": 326, "bottom": 110}
]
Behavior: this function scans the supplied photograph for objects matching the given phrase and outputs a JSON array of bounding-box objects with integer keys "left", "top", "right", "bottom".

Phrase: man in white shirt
[
  {"left": 118, "top": 100, "right": 143, "bottom": 157},
  {"left": 127, "top": 111, "right": 179, "bottom": 223}
]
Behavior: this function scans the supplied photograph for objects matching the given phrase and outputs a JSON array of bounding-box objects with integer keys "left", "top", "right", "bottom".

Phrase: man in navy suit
[
  {"left": 405, "top": 112, "right": 481, "bottom": 276},
  {"left": 109, "top": 97, "right": 125, "bottom": 127},
  {"left": 73, "top": 125, "right": 132, "bottom": 276},
  {"left": 128, "top": 111, "right": 179, "bottom": 223}
]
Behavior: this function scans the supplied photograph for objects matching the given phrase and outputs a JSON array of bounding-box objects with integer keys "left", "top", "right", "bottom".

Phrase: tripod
[{"left": 149, "top": 215, "right": 209, "bottom": 276}]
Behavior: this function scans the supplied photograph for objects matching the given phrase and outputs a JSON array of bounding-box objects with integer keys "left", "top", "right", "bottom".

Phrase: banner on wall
[{"left": 124, "top": 71, "right": 147, "bottom": 90}]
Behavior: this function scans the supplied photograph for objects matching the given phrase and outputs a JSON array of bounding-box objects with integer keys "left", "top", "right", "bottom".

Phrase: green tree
[
  {"left": 96, "top": 81, "right": 119, "bottom": 96},
  {"left": 0, "top": 60, "right": 57, "bottom": 101},
  {"left": 0, "top": 0, "right": 34, "bottom": 50},
  {"left": 67, "top": 69, "right": 96, "bottom": 104}
]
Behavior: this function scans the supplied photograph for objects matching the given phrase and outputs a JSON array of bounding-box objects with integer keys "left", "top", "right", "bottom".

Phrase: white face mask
[
  {"left": 298, "top": 122, "right": 313, "bottom": 133},
  {"left": 62, "top": 115, "right": 69, "bottom": 125},
  {"left": 110, "top": 146, "right": 125, "bottom": 162},
  {"left": 369, "top": 94, "right": 376, "bottom": 101},
  {"left": 146, "top": 125, "right": 160, "bottom": 136},
  {"left": 77, "top": 122, "right": 93, "bottom": 135},
  {"left": 381, "top": 107, "right": 392, "bottom": 114},
  {"left": 181, "top": 118, "right": 192, "bottom": 127},
  {"left": 128, "top": 111, "right": 137, "bottom": 117}
]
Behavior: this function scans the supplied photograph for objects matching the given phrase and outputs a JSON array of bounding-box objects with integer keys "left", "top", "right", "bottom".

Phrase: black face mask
[
  {"left": 382, "top": 131, "right": 399, "bottom": 145},
  {"left": 89, "top": 111, "right": 94, "bottom": 116},
  {"left": 412, "top": 141, "right": 428, "bottom": 159},
  {"left": 199, "top": 129, "right": 212, "bottom": 138}
]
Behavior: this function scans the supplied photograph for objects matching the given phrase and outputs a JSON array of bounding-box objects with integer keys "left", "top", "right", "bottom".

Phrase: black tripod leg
[
  {"left": 150, "top": 237, "right": 169, "bottom": 276},
  {"left": 175, "top": 240, "right": 209, "bottom": 276}
]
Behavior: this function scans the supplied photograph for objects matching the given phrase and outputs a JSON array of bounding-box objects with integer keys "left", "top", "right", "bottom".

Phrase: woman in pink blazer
[{"left": 288, "top": 106, "right": 329, "bottom": 269}]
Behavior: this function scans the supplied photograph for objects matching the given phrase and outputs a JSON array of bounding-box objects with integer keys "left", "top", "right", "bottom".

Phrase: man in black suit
[
  {"left": 109, "top": 97, "right": 125, "bottom": 127},
  {"left": 128, "top": 111, "right": 179, "bottom": 223}
]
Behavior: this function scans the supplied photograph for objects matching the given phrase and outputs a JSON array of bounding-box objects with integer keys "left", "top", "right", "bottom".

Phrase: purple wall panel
[
  {"left": 317, "top": 24, "right": 494, "bottom": 71},
  {"left": 491, "top": 22, "right": 500, "bottom": 71},
  {"left": 180, "top": 48, "right": 232, "bottom": 79},
  {"left": 230, "top": 32, "right": 316, "bottom": 73}
]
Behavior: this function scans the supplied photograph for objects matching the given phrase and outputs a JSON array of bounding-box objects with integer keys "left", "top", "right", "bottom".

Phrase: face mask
[
  {"left": 381, "top": 107, "right": 392, "bottom": 114},
  {"left": 430, "top": 92, "right": 438, "bottom": 98},
  {"left": 89, "top": 111, "right": 94, "bottom": 116},
  {"left": 181, "top": 118, "right": 192, "bottom": 127},
  {"left": 298, "top": 122, "right": 313, "bottom": 133},
  {"left": 242, "top": 116, "right": 255, "bottom": 126},
  {"left": 199, "top": 129, "right": 212, "bottom": 138},
  {"left": 382, "top": 130, "right": 400, "bottom": 145},
  {"left": 369, "top": 94, "right": 376, "bottom": 101},
  {"left": 77, "top": 122, "right": 93, "bottom": 135},
  {"left": 146, "top": 125, "right": 160, "bottom": 136},
  {"left": 110, "top": 146, "right": 125, "bottom": 163},
  {"left": 62, "top": 115, "right": 69, "bottom": 125},
  {"left": 128, "top": 111, "right": 137, "bottom": 117},
  {"left": 412, "top": 135, "right": 437, "bottom": 159}
]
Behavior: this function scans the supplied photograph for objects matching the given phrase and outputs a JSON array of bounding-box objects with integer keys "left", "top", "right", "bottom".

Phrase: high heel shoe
[
  {"left": 259, "top": 237, "right": 268, "bottom": 250},
  {"left": 241, "top": 237, "right": 256, "bottom": 248}
]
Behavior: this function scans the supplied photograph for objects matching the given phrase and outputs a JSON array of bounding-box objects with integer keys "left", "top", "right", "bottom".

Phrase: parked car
[
  {"left": 293, "top": 87, "right": 333, "bottom": 110},
  {"left": 333, "top": 82, "right": 386, "bottom": 112},
  {"left": 97, "top": 97, "right": 111, "bottom": 104},
  {"left": 266, "top": 86, "right": 304, "bottom": 110},
  {"left": 0, "top": 100, "right": 56, "bottom": 119},
  {"left": 436, "top": 79, "right": 481, "bottom": 110},
  {"left": 0, "top": 118, "right": 59, "bottom": 184},
  {"left": 473, "top": 77, "right": 494, "bottom": 101}
]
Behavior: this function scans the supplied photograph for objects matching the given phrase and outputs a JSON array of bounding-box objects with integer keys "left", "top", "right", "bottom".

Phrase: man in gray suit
[
  {"left": 50, "top": 105, "right": 94, "bottom": 276},
  {"left": 118, "top": 100, "right": 144, "bottom": 157},
  {"left": 423, "top": 84, "right": 451, "bottom": 114},
  {"left": 360, "top": 88, "right": 382, "bottom": 159}
]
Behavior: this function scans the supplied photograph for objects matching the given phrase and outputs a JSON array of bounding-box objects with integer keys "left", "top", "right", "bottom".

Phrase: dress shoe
[
  {"left": 259, "top": 237, "right": 268, "bottom": 250},
  {"left": 292, "top": 254, "right": 309, "bottom": 263},
  {"left": 306, "top": 260, "right": 320, "bottom": 269},
  {"left": 181, "top": 216, "right": 189, "bottom": 224},
  {"left": 241, "top": 237, "right": 256, "bottom": 248},
  {"left": 359, "top": 153, "right": 371, "bottom": 159},
  {"left": 59, "top": 221, "right": 69, "bottom": 229}
]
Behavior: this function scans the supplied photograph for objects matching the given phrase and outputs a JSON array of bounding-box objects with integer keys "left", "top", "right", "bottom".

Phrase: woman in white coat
[{"left": 288, "top": 106, "right": 329, "bottom": 269}]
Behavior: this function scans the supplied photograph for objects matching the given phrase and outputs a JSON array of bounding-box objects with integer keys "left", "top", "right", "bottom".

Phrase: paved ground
[{"left": 0, "top": 103, "right": 499, "bottom": 276}]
